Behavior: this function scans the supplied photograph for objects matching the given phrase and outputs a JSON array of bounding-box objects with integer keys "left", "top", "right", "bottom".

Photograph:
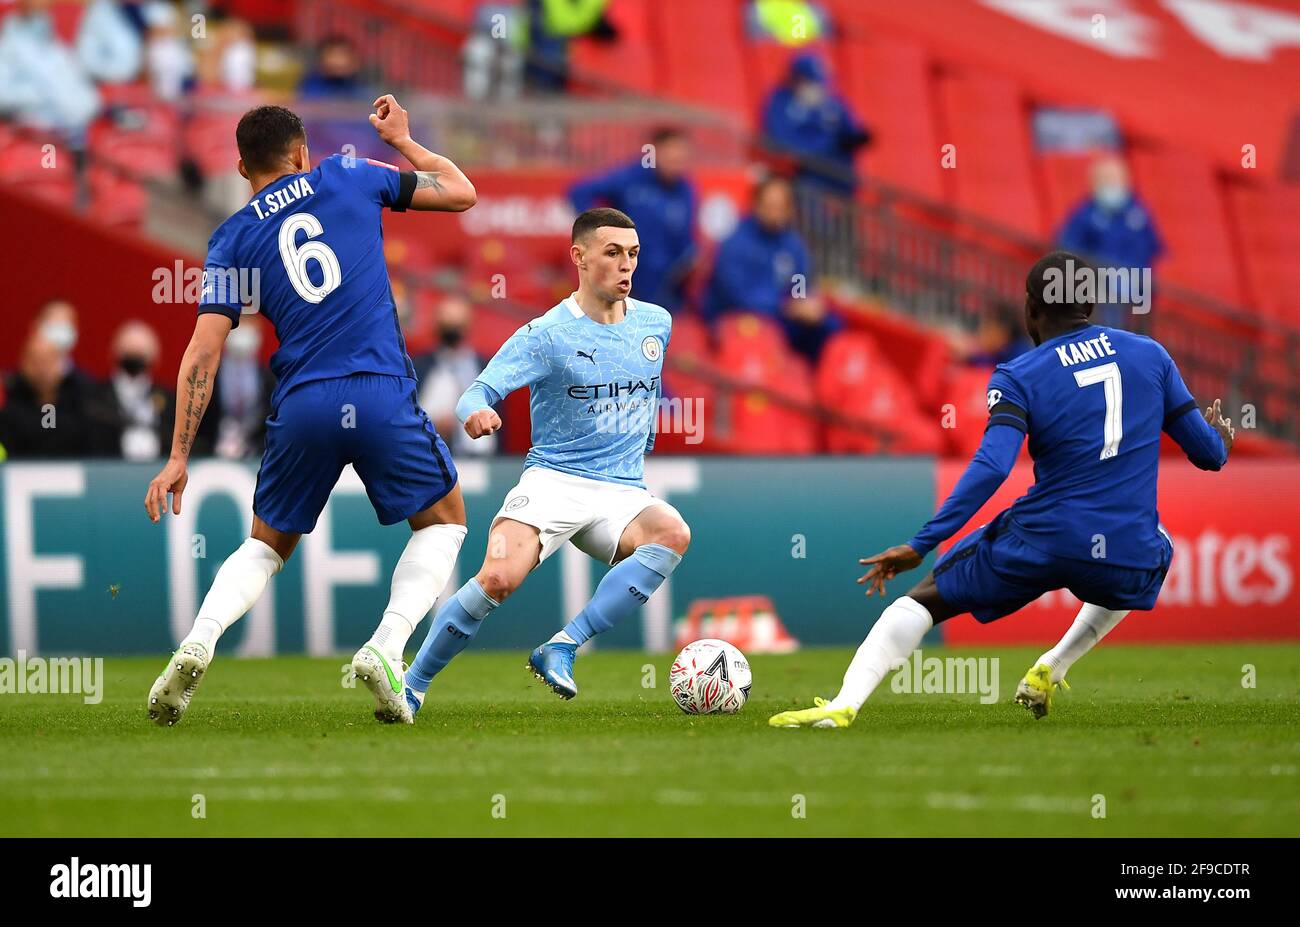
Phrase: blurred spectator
[
  {"left": 33, "top": 299, "right": 83, "bottom": 372},
  {"left": 298, "top": 35, "right": 367, "bottom": 99},
  {"left": 194, "top": 315, "right": 273, "bottom": 459},
  {"left": 105, "top": 320, "right": 175, "bottom": 461},
  {"left": 965, "top": 302, "right": 1033, "bottom": 367},
  {"left": 760, "top": 52, "right": 869, "bottom": 195},
  {"left": 1057, "top": 155, "right": 1163, "bottom": 327},
  {"left": 415, "top": 295, "right": 496, "bottom": 457},
  {"left": 569, "top": 127, "right": 697, "bottom": 310},
  {"left": 463, "top": 2, "right": 525, "bottom": 101},
  {"left": 525, "top": 0, "right": 615, "bottom": 93},
  {"left": 194, "top": 14, "right": 256, "bottom": 92},
  {"left": 705, "top": 176, "right": 841, "bottom": 362},
  {"left": 1058, "top": 158, "right": 1162, "bottom": 268},
  {"left": 297, "top": 35, "right": 378, "bottom": 161},
  {"left": 0, "top": 330, "right": 115, "bottom": 458},
  {"left": 0, "top": 0, "right": 101, "bottom": 142},
  {"left": 77, "top": 0, "right": 144, "bottom": 84},
  {"left": 142, "top": 1, "right": 195, "bottom": 101}
]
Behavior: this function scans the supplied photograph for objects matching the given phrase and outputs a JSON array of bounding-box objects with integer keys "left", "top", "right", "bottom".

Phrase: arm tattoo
[
  {"left": 414, "top": 171, "right": 445, "bottom": 193},
  {"left": 177, "top": 362, "right": 212, "bottom": 459}
]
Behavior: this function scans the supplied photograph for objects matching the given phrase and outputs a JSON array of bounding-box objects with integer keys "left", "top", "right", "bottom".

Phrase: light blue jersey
[{"left": 456, "top": 294, "right": 672, "bottom": 486}]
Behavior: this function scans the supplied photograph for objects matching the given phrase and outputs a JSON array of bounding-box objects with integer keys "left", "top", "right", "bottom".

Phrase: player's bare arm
[
  {"left": 368, "top": 93, "right": 476, "bottom": 212},
  {"left": 143, "top": 313, "right": 232, "bottom": 523},
  {"left": 464, "top": 408, "right": 502, "bottom": 439},
  {"left": 857, "top": 544, "right": 923, "bottom": 597},
  {"left": 1205, "top": 397, "right": 1235, "bottom": 455}
]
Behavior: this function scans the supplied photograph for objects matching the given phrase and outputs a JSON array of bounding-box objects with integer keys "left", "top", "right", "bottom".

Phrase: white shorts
[{"left": 492, "top": 466, "right": 679, "bottom": 565}]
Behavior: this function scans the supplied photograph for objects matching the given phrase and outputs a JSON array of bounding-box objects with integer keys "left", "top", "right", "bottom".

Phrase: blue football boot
[{"left": 527, "top": 641, "right": 578, "bottom": 699}]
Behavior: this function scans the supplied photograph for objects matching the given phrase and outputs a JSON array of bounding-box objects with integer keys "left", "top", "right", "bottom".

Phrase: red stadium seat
[
  {"left": 714, "top": 314, "right": 818, "bottom": 452},
  {"left": 1037, "top": 152, "right": 1096, "bottom": 236},
  {"left": 936, "top": 71, "right": 1041, "bottom": 238},
  {"left": 1131, "top": 147, "right": 1242, "bottom": 306},
  {"left": 570, "top": 0, "right": 659, "bottom": 94},
  {"left": 816, "top": 331, "right": 942, "bottom": 454},
  {"left": 1227, "top": 181, "right": 1300, "bottom": 324},
  {"left": 87, "top": 166, "right": 147, "bottom": 227},
  {"left": 0, "top": 130, "right": 78, "bottom": 207},
  {"left": 835, "top": 34, "right": 943, "bottom": 201},
  {"left": 88, "top": 105, "right": 181, "bottom": 179},
  {"left": 650, "top": 0, "right": 751, "bottom": 124}
]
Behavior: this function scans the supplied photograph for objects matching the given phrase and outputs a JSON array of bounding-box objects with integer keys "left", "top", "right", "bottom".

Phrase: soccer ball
[{"left": 670, "top": 639, "right": 752, "bottom": 714}]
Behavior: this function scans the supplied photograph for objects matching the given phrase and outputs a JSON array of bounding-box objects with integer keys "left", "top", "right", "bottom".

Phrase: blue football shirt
[
  {"left": 988, "top": 324, "right": 1205, "bottom": 568},
  {"left": 197, "top": 153, "right": 417, "bottom": 406}
]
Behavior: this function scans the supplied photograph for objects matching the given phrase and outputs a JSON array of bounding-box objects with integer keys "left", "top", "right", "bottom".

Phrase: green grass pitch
[{"left": 2, "top": 645, "right": 1298, "bottom": 837}]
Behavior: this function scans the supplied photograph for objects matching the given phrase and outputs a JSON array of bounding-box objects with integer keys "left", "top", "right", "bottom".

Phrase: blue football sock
[
  {"left": 562, "top": 543, "right": 682, "bottom": 646},
  {"left": 407, "top": 579, "right": 498, "bottom": 692}
]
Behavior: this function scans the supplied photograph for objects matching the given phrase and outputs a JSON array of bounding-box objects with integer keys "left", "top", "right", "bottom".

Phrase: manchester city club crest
[{"left": 641, "top": 335, "right": 661, "bottom": 361}]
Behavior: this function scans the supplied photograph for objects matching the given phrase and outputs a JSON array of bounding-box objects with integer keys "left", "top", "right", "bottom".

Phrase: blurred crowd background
[{"left": 2, "top": 0, "right": 1298, "bottom": 462}]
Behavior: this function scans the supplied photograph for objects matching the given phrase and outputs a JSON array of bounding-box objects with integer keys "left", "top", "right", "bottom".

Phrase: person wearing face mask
[
  {"left": 0, "top": 329, "right": 116, "bottom": 458},
  {"left": 106, "top": 320, "right": 175, "bottom": 461},
  {"left": 193, "top": 314, "right": 274, "bottom": 459},
  {"left": 760, "top": 52, "right": 870, "bottom": 196},
  {"left": 1057, "top": 154, "right": 1163, "bottom": 327},
  {"left": 414, "top": 295, "right": 495, "bottom": 457}
]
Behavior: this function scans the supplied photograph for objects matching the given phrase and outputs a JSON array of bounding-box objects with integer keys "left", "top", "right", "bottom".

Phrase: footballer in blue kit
[
  {"left": 771, "top": 251, "right": 1235, "bottom": 729},
  {"left": 402, "top": 207, "right": 691, "bottom": 710},
  {"left": 143, "top": 95, "right": 478, "bottom": 726}
]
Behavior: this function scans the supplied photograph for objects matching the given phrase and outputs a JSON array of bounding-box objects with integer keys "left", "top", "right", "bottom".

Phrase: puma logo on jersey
[{"left": 577, "top": 349, "right": 597, "bottom": 364}]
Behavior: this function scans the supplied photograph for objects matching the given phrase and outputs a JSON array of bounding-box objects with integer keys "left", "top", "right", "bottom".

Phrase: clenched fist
[{"left": 464, "top": 409, "right": 502, "bottom": 439}]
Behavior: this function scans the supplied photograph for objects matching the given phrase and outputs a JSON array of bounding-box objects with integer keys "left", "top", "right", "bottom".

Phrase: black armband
[{"left": 393, "top": 171, "right": 417, "bottom": 212}]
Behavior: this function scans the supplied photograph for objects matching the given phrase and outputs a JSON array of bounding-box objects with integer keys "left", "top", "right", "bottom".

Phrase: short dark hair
[
  {"left": 649, "top": 125, "right": 686, "bottom": 146},
  {"left": 1026, "top": 249, "right": 1096, "bottom": 319},
  {"left": 236, "top": 105, "right": 307, "bottom": 175},
  {"left": 572, "top": 207, "right": 636, "bottom": 244}
]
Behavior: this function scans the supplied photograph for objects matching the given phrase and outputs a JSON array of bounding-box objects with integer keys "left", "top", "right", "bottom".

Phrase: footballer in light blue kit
[
  {"left": 404, "top": 207, "right": 690, "bottom": 709},
  {"left": 143, "top": 96, "right": 478, "bottom": 727},
  {"left": 771, "top": 251, "right": 1235, "bottom": 729}
]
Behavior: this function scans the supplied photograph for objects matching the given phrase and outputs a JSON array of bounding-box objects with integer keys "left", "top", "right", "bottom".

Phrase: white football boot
[
  {"left": 351, "top": 645, "right": 414, "bottom": 724},
  {"left": 147, "top": 643, "right": 210, "bottom": 727}
]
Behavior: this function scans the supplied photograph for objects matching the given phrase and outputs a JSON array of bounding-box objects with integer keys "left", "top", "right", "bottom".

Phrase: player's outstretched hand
[
  {"left": 857, "top": 544, "right": 923, "bottom": 597},
  {"left": 1204, "top": 398, "right": 1235, "bottom": 454},
  {"left": 144, "top": 458, "right": 188, "bottom": 523},
  {"left": 369, "top": 94, "right": 411, "bottom": 146},
  {"left": 464, "top": 409, "right": 502, "bottom": 439}
]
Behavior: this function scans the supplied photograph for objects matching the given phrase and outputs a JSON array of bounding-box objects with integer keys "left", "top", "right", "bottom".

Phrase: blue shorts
[
  {"left": 254, "top": 373, "right": 458, "bottom": 534},
  {"left": 933, "top": 511, "right": 1174, "bottom": 623}
]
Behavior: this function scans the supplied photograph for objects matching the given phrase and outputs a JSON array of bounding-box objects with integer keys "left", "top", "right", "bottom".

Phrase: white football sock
[
  {"left": 1036, "top": 603, "right": 1129, "bottom": 683},
  {"left": 369, "top": 523, "right": 468, "bottom": 663},
  {"left": 828, "top": 596, "right": 933, "bottom": 712},
  {"left": 181, "top": 538, "right": 284, "bottom": 655}
]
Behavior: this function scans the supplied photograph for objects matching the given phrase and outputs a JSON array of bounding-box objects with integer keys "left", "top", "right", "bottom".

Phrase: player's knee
[
  {"left": 652, "top": 519, "right": 691, "bottom": 556},
  {"left": 476, "top": 569, "right": 518, "bottom": 603}
]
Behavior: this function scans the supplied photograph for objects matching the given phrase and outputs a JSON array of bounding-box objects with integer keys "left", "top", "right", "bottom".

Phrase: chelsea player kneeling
[{"left": 770, "top": 251, "right": 1234, "bottom": 729}]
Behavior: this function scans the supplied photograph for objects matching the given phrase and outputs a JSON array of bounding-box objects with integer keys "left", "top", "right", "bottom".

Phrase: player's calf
[{"left": 531, "top": 534, "right": 686, "bottom": 699}]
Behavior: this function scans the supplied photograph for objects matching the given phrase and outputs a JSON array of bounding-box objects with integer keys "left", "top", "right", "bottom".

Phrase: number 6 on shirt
[{"left": 278, "top": 212, "right": 342, "bottom": 303}]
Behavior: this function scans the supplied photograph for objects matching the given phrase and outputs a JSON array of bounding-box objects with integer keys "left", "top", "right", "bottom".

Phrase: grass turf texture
[{"left": 1, "top": 645, "right": 1297, "bottom": 837}]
